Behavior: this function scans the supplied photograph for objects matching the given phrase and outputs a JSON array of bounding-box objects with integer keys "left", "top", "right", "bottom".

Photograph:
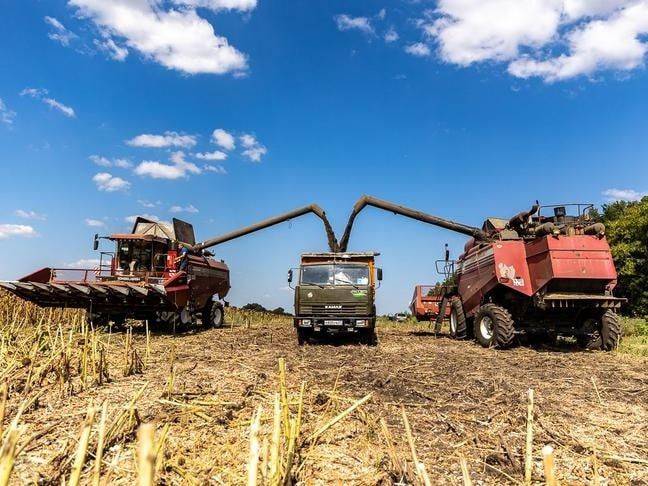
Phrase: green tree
[{"left": 599, "top": 197, "right": 648, "bottom": 316}]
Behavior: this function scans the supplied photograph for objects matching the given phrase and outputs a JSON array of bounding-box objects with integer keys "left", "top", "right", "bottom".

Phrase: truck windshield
[{"left": 301, "top": 264, "right": 369, "bottom": 286}]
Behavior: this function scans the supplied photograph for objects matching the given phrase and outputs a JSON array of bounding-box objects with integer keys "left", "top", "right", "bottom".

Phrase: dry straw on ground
[{"left": 0, "top": 291, "right": 646, "bottom": 484}]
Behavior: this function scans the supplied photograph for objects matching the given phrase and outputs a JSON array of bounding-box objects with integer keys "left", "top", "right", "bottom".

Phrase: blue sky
[{"left": 1, "top": 0, "right": 647, "bottom": 313}]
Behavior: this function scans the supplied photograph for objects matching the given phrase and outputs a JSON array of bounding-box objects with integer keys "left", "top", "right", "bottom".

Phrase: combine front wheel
[
  {"left": 203, "top": 301, "right": 225, "bottom": 328},
  {"left": 474, "top": 304, "right": 516, "bottom": 349},
  {"left": 449, "top": 296, "right": 467, "bottom": 339}
]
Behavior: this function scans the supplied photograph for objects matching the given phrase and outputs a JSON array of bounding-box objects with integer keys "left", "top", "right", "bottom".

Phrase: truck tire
[
  {"left": 297, "top": 328, "right": 311, "bottom": 345},
  {"left": 578, "top": 310, "right": 621, "bottom": 351},
  {"left": 203, "top": 301, "right": 224, "bottom": 328},
  {"left": 359, "top": 329, "right": 378, "bottom": 346},
  {"left": 474, "top": 304, "right": 516, "bottom": 349},
  {"left": 449, "top": 296, "right": 467, "bottom": 339}
]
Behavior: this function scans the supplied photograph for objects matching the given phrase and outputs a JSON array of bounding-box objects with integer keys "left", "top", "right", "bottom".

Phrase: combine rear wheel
[
  {"left": 577, "top": 310, "right": 621, "bottom": 351},
  {"left": 202, "top": 301, "right": 225, "bottom": 328},
  {"left": 474, "top": 304, "right": 516, "bottom": 349},
  {"left": 448, "top": 296, "right": 467, "bottom": 339}
]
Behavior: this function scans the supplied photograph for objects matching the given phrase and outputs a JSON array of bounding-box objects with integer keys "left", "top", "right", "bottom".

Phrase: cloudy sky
[{"left": 1, "top": 0, "right": 647, "bottom": 313}]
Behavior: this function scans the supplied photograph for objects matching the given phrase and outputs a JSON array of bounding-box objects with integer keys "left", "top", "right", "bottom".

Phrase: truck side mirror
[
  {"left": 377, "top": 268, "right": 383, "bottom": 281},
  {"left": 287, "top": 269, "right": 293, "bottom": 283},
  {"left": 93, "top": 234, "right": 99, "bottom": 251},
  {"left": 445, "top": 243, "right": 450, "bottom": 262}
]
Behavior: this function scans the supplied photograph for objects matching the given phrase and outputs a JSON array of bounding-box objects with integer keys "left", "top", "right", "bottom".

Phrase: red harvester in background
[
  {"left": 339, "top": 196, "right": 625, "bottom": 350},
  {"left": 409, "top": 285, "right": 450, "bottom": 322}
]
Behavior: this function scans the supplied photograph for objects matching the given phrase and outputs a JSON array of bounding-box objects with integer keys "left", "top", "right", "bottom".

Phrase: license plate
[{"left": 324, "top": 320, "right": 343, "bottom": 326}]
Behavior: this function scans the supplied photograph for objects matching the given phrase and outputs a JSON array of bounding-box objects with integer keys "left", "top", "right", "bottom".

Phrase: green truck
[{"left": 288, "top": 252, "right": 381, "bottom": 345}]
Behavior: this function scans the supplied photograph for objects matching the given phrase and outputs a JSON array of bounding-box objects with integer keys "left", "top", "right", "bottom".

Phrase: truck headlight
[
  {"left": 355, "top": 319, "right": 367, "bottom": 327},
  {"left": 300, "top": 319, "right": 312, "bottom": 327}
]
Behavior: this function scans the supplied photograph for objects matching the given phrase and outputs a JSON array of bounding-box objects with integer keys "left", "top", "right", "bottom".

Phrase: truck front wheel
[
  {"left": 297, "top": 328, "right": 311, "bottom": 345},
  {"left": 359, "top": 329, "right": 378, "bottom": 346},
  {"left": 474, "top": 304, "right": 516, "bottom": 349}
]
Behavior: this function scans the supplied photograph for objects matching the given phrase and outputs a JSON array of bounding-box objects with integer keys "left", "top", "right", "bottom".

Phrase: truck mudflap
[
  {"left": 536, "top": 292, "right": 626, "bottom": 310},
  {"left": 0, "top": 280, "right": 170, "bottom": 311}
]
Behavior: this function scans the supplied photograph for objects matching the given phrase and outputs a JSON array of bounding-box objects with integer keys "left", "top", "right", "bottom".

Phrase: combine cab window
[
  {"left": 301, "top": 264, "right": 369, "bottom": 286},
  {"left": 116, "top": 240, "right": 168, "bottom": 274}
]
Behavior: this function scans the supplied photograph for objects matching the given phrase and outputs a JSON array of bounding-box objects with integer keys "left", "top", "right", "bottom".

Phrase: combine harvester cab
[
  {"left": 0, "top": 217, "right": 230, "bottom": 328},
  {"left": 340, "top": 196, "right": 625, "bottom": 351}
]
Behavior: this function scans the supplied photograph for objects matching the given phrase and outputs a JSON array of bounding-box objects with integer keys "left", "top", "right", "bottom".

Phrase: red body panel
[{"left": 525, "top": 236, "right": 617, "bottom": 293}]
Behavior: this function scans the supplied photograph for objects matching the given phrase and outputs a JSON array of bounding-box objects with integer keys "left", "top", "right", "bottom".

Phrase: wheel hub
[{"left": 480, "top": 315, "right": 494, "bottom": 340}]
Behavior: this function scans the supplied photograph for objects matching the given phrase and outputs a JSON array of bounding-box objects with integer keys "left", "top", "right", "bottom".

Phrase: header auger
[{"left": 340, "top": 195, "right": 624, "bottom": 350}]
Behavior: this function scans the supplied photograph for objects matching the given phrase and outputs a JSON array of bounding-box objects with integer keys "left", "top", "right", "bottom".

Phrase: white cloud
[
  {"left": 89, "top": 155, "right": 112, "bottom": 167},
  {"left": 335, "top": 14, "right": 374, "bottom": 35},
  {"left": 425, "top": 0, "right": 648, "bottom": 82},
  {"left": 169, "top": 204, "right": 199, "bottom": 213},
  {"left": 377, "top": 8, "right": 387, "bottom": 20},
  {"left": 127, "top": 131, "right": 197, "bottom": 148},
  {"left": 42, "top": 98, "right": 76, "bottom": 117},
  {"left": 69, "top": 0, "right": 248, "bottom": 75},
  {"left": 211, "top": 128, "right": 235, "bottom": 150},
  {"left": 94, "top": 37, "right": 129, "bottom": 61},
  {"left": 66, "top": 258, "right": 101, "bottom": 267},
  {"left": 44, "top": 16, "right": 77, "bottom": 46},
  {"left": 405, "top": 42, "right": 431, "bottom": 57},
  {"left": 89, "top": 155, "right": 132, "bottom": 168},
  {"left": 602, "top": 188, "right": 647, "bottom": 201},
  {"left": 204, "top": 164, "right": 227, "bottom": 174},
  {"left": 384, "top": 27, "right": 399, "bottom": 43},
  {"left": 195, "top": 150, "right": 227, "bottom": 161},
  {"left": 0, "top": 98, "right": 16, "bottom": 126},
  {"left": 137, "top": 199, "right": 158, "bottom": 208},
  {"left": 172, "top": 0, "right": 257, "bottom": 12},
  {"left": 85, "top": 218, "right": 106, "bottom": 227},
  {"left": 93, "top": 172, "right": 131, "bottom": 192},
  {"left": 20, "top": 87, "right": 75, "bottom": 117},
  {"left": 134, "top": 151, "right": 201, "bottom": 180},
  {"left": 15, "top": 210, "right": 46, "bottom": 221},
  {"left": 240, "top": 133, "right": 267, "bottom": 162},
  {"left": 0, "top": 224, "right": 37, "bottom": 239}
]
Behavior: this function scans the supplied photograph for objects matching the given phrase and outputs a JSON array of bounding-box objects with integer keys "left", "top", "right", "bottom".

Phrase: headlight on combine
[{"left": 355, "top": 319, "right": 368, "bottom": 327}]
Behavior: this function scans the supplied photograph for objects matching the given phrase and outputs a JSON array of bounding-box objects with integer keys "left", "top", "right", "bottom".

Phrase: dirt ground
[{"left": 7, "top": 315, "right": 648, "bottom": 485}]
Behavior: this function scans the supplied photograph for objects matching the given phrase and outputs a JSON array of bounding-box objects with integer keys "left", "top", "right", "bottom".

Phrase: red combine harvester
[
  {"left": 0, "top": 204, "right": 338, "bottom": 329},
  {"left": 340, "top": 196, "right": 624, "bottom": 350},
  {"left": 409, "top": 285, "right": 450, "bottom": 322},
  {"left": 0, "top": 217, "right": 230, "bottom": 328}
]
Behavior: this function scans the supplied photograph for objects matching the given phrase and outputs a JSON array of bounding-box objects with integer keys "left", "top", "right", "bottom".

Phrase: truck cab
[{"left": 288, "top": 252, "right": 381, "bottom": 345}]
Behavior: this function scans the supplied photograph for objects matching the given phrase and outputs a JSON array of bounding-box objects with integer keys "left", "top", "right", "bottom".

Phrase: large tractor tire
[
  {"left": 448, "top": 296, "right": 468, "bottom": 340},
  {"left": 202, "top": 301, "right": 225, "bottom": 328},
  {"left": 578, "top": 310, "right": 621, "bottom": 351},
  {"left": 474, "top": 304, "right": 516, "bottom": 349}
]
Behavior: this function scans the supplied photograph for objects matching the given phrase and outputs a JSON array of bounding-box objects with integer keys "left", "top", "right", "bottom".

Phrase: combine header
[{"left": 341, "top": 196, "right": 624, "bottom": 350}]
